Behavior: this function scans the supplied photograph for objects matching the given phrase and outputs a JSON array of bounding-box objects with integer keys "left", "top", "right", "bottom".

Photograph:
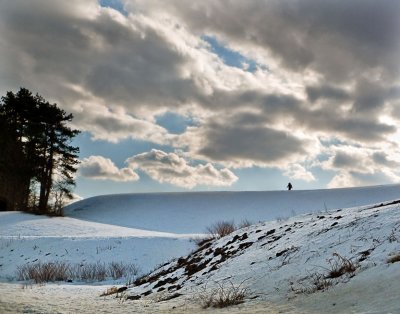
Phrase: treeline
[{"left": 0, "top": 88, "right": 80, "bottom": 215}]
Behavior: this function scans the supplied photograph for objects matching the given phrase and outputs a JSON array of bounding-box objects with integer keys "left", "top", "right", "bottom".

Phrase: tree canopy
[{"left": 0, "top": 88, "right": 80, "bottom": 214}]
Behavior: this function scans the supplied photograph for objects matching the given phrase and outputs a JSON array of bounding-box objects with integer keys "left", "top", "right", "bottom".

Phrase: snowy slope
[
  {"left": 2, "top": 184, "right": 400, "bottom": 281},
  {"left": 64, "top": 184, "right": 400, "bottom": 233},
  {"left": 0, "top": 211, "right": 198, "bottom": 282},
  {"left": 124, "top": 199, "right": 400, "bottom": 313}
]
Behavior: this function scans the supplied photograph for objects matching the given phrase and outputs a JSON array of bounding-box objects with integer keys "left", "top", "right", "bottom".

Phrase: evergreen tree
[{"left": 0, "top": 88, "right": 80, "bottom": 214}]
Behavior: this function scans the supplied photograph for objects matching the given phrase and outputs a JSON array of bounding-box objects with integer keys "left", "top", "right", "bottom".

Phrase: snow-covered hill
[
  {"left": 125, "top": 199, "right": 400, "bottom": 313},
  {"left": 64, "top": 184, "right": 400, "bottom": 233},
  {"left": 1, "top": 185, "right": 400, "bottom": 313}
]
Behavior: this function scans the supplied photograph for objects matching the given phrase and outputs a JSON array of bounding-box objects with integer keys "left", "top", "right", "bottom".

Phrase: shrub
[
  {"left": 17, "top": 261, "right": 70, "bottom": 283},
  {"left": 108, "top": 262, "right": 139, "bottom": 280},
  {"left": 109, "top": 261, "right": 127, "bottom": 280},
  {"left": 78, "top": 262, "right": 108, "bottom": 281},
  {"left": 17, "top": 261, "right": 140, "bottom": 283},
  {"left": 207, "top": 220, "right": 236, "bottom": 239}
]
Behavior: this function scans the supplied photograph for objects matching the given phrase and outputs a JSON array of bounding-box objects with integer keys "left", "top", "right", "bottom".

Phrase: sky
[{"left": 0, "top": 0, "right": 399, "bottom": 199}]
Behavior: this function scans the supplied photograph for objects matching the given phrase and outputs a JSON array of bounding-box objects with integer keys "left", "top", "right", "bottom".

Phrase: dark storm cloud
[
  {"left": 306, "top": 85, "right": 350, "bottom": 103},
  {"left": 303, "top": 109, "right": 396, "bottom": 143},
  {"left": 332, "top": 152, "right": 360, "bottom": 169},
  {"left": 134, "top": 0, "right": 400, "bottom": 81},
  {"left": 0, "top": 0, "right": 200, "bottom": 114},
  {"left": 197, "top": 119, "right": 307, "bottom": 164},
  {"left": 204, "top": 90, "right": 396, "bottom": 144}
]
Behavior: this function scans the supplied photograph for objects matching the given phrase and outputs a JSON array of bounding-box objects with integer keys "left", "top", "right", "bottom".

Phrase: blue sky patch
[
  {"left": 98, "top": 0, "right": 128, "bottom": 15},
  {"left": 202, "top": 35, "right": 260, "bottom": 72},
  {"left": 156, "top": 111, "right": 197, "bottom": 134}
]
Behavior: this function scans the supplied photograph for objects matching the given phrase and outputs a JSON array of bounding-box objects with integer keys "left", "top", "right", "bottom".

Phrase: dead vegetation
[
  {"left": 191, "top": 219, "right": 255, "bottom": 250},
  {"left": 16, "top": 261, "right": 70, "bottom": 283},
  {"left": 207, "top": 220, "right": 237, "bottom": 238},
  {"left": 325, "top": 253, "right": 357, "bottom": 279},
  {"left": 16, "top": 261, "right": 139, "bottom": 283},
  {"left": 197, "top": 280, "right": 250, "bottom": 308},
  {"left": 100, "top": 286, "right": 119, "bottom": 297},
  {"left": 293, "top": 252, "right": 358, "bottom": 295},
  {"left": 100, "top": 286, "right": 128, "bottom": 297},
  {"left": 388, "top": 229, "right": 399, "bottom": 243},
  {"left": 387, "top": 252, "right": 400, "bottom": 264}
]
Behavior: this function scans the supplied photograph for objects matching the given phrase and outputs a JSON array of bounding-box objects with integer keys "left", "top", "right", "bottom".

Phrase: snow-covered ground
[
  {"left": 64, "top": 184, "right": 400, "bottom": 233},
  {"left": 1, "top": 185, "right": 400, "bottom": 313},
  {"left": 126, "top": 199, "right": 400, "bottom": 313}
]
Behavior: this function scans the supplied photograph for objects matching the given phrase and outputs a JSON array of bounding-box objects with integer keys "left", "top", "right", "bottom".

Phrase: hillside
[
  {"left": 124, "top": 199, "right": 400, "bottom": 313},
  {"left": 64, "top": 184, "right": 400, "bottom": 233},
  {"left": 1, "top": 185, "right": 400, "bottom": 313}
]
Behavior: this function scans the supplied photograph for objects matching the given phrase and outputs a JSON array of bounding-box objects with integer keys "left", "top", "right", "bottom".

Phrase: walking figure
[{"left": 287, "top": 182, "right": 293, "bottom": 191}]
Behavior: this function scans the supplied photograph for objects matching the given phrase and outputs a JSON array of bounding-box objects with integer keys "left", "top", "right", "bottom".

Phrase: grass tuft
[
  {"left": 326, "top": 253, "right": 357, "bottom": 279},
  {"left": 197, "top": 280, "right": 249, "bottom": 308}
]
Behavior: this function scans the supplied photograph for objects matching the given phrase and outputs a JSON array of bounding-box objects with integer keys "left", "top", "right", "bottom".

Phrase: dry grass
[
  {"left": 76, "top": 262, "right": 108, "bottom": 281},
  {"left": 197, "top": 280, "right": 249, "bottom": 308},
  {"left": 207, "top": 220, "right": 236, "bottom": 239},
  {"left": 326, "top": 253, "right": 357, "bottom": 279},
  {"left": 108, "top": 262, "right": 140, "bottom": 280},
  {"left": 193, "top": 236, "right": 214, "bottom": 247},
  {"left": 387, "top": 253, "right": 400, "bottom": 264},
  {"left": 309, "top": 273, "right": 332, "bottom": 292},
  {"left": 195, "top": 219, "right": 252, "bottom": 247},
  {"left": 100, "top": 286, "right": 120, "bottom": 297},
  {"left": 16, "top": 261, "right": 70, "bottom": 283},
  {"left": 292, "top": 272, "right": 333, "bottom": 295},
  {"left": 293, "top": 253, "right": 357, "bottom": 295},
  {"left": 388, "top": 229, "right": 398, "bottom": 243},
  {"left": 16, "top": 261, "right": 139, "bottom": 283}
]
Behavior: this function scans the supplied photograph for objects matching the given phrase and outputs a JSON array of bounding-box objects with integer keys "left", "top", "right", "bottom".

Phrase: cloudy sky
[{"left": 1, "top": 0, "right": 399, "bottom": 198}]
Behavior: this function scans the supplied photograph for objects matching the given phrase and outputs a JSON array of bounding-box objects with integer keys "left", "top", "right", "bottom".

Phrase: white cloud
[
  {"left": 126, "top": 149, "right": 238, "bottom": 188},
  {"left": 283, "top": 164, "right": 316, "bottom": 182},
  {"left": 1, "top": 0, "right": 400, "bottom": 189},
  {"left": 79, "top": 155, "right": 139, "bottom": 182}
]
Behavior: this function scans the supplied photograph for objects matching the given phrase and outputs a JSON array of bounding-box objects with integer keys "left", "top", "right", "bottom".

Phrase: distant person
[{"left": 287, "top": 182, "right": 293, "bottom": 191}]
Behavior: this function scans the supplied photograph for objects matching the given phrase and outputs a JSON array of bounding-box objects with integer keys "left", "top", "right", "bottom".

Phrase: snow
[
  {"left": 1, "top": 185, "right": 400, "bottom": 313},
  {"left": 64, "top": 184, "right": 400, "bottom": 233},
  {"left": 124, "top": 198, "right": 400, "bottom": 313}
]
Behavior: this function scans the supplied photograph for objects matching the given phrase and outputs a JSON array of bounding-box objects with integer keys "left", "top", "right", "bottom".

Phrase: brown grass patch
[{"left": 387, "top": 253, "right": 400, "bottom": 264}]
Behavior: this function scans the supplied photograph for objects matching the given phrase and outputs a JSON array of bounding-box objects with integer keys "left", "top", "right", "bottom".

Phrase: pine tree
[{"left": 0, "top": 88, "right": 80, "bottom": 214}]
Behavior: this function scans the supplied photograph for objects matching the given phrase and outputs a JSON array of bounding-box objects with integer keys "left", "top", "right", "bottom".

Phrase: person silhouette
[{"left": 287, "top": 182, "right": 293, "bottom": 191}]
